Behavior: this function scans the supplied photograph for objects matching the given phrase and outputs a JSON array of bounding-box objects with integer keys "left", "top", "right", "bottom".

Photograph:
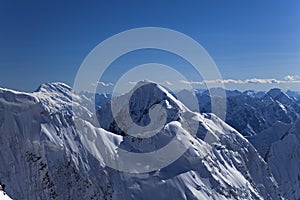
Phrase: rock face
[
  {"left": 197, "top": 88, "right": 300, "bottom": 137},
  {"left": 0, "top": 82, "right": 284, "bottom": 199}
]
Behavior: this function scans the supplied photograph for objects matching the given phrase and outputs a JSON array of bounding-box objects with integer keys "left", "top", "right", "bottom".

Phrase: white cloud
[
  {"left": 179, "top": 80, "right": 203, "bottom": 85},
  {"left": 129, "top": 80, "right": 173, "bottom": 86},
  {"left": 284, "top": 75, "right": 300, "bottom": 81},
  {"left": 164, "top": 81, "right": 173, "bottom": 86},
  {"left": 128, "top": 81, "right": 138, "bottom": 85},
  {"left": 245, "top": 78, "right": 281, "bottom": 84},
  {"left": 95, "top": 82, "right": 114, "bottom": 87},
  {"left": 180, "top": 77, "right": 300, "bottom": 85}
]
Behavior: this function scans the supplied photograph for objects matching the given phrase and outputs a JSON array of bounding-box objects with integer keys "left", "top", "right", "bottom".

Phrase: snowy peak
[
  {"left": 243, "top": 90, "right": 266, "bottom": 98},
  {"left": 97, "top": 81, "right": 188, "bottom": 135},
  {"left": 266, "top": 88, "right": 283, "bottom": 98},
  {"left": 35, "top": 82, "right": 74, "bottom": 102},
  {"left": 129, "top": 80, "right": 187, "bottom": 110},
  {"left": 36, "top": 82, "right": 72, "bottom": 93},
  {"left": 264, "top": 88, "right": 293, "bottom": 104},
  {"left": 33, "top": 82, "right": 80, "bottom": 113}
]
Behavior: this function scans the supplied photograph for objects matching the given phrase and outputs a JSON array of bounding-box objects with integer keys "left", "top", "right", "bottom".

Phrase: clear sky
[{"left": 1, "top": 0, "right": 300, "bottom": 92}]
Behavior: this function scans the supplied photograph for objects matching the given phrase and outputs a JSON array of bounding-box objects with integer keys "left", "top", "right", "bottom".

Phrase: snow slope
[
  {"left": 0, "top": 82, "right": 283, "bottom": 199},
  {"left": 249, "top": 118, "right": 300, "bottom": 200},
  {"left": 0, "top": 192, "right": 13, "bottom": 200}
]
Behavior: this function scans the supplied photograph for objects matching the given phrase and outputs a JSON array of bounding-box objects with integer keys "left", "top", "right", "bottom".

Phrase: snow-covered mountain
[
  {"left": 197, "top": 88, "right": 300, "bottom": 137},
  {"left": 190, "top": 87, "right": 300, "bottom": 200},
  {"left": 0, "top": 81, "right": 287, "bottom": 199},
  {"left": 249, "top": 118, "right": 300, "bottom": 199}
]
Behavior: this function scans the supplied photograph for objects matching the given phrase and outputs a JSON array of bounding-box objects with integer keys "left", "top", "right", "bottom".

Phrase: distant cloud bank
[
  {"left": 91, "top": 81, "right": 114, "bottom": 87},
  {"left": 91, "top": 75, "right": 300, "bottom": 91},
  {"left": 180, "top": 75, "right": 300, "bottom": 85},
  {"left": 96, "top": 82, "right": 114, "bottom": 87},
  {"left": 284, "top": 75, "right": 300, "bottom": 81}
]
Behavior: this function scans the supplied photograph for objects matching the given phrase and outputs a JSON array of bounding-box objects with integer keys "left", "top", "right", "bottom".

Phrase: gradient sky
[{"left": 1, "top": 0, "right": 300, "bottom": 92}]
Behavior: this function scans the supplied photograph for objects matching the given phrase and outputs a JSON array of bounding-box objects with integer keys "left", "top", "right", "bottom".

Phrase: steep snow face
[
  {"left": 248, "top": 121, "right": 292, "bottom": 159},
  {"left": 267, "top": 133, "right": 300, "bottom": 199},
  {"left": 0, "top": 82, "right": 283, "bottom": 199},
  {"left": 250, "top": 118, "right": 300, "bottom": 200},
  {"left": 0, "top": 83, "right": 113, "bottom": 199}
]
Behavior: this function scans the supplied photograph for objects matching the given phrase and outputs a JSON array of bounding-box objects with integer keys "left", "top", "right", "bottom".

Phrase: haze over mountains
[{"left": 0, "top": 81, "right": 299, "bottom": 199}]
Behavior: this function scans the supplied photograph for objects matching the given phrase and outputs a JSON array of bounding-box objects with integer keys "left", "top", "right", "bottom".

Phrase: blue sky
[{"left": 1, "top": 0, "right": 300, "bottom": 92}]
